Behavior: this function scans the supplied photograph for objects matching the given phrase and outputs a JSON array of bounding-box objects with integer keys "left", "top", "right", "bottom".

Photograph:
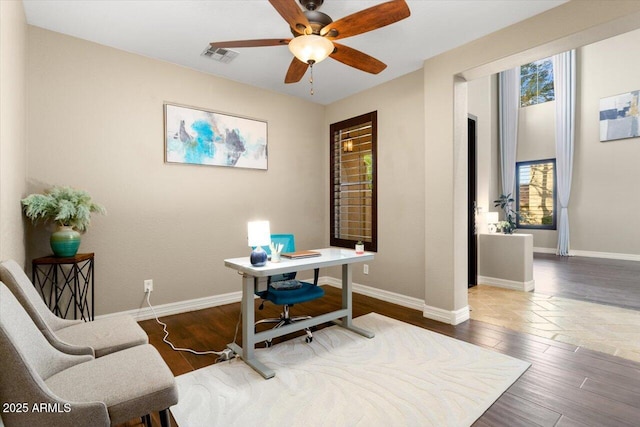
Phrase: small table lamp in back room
[
  {"left": 486, "top": 212, "right": 499, "bottom": 233},
  {"left": 248, "top": 220, "right": 270, "bottom": 266}
]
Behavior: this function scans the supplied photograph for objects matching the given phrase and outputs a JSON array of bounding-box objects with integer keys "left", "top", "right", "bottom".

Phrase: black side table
[{"left": 32, "top": 253, "right": 94, "bottom": 321}]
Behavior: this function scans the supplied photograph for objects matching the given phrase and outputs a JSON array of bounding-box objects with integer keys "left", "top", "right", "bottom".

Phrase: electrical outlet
[
  {"left": 363, "top": 264, "right": 369, "bottom": 275},
  {"left": 144, "top": 279, "right": 153, "bottom": 293}
]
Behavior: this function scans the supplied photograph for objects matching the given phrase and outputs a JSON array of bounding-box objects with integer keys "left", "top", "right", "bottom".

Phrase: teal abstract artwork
[{"left": 164, "top": 104, "right": 267, "bottom": 169}]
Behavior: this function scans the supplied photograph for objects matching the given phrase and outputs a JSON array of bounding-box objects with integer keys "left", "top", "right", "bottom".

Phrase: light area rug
[{"left": 170, "top": 313, "right": 529, "bottom": 427}]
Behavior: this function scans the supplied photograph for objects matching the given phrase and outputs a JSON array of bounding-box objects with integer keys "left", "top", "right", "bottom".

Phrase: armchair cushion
[
  {"left": 55, "top": 315, "right": 149, "bottom": 358},
  {"left": 46, "top": 344, "right": 178, "bottom": 425}
]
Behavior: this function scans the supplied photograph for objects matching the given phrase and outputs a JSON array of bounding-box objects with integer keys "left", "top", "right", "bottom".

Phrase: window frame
[
  {"left": 329, "top": 111, "right": 378, "bottom": 252},
  {"left": 515, "top": 158, "right": 557, "bottom": 230},
  {"left": 520, "top": 57, "right": 555, "bottom": 107}
]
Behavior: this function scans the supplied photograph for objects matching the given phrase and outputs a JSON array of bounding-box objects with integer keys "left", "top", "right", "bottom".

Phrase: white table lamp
[
  {"left": 248, "top": 220, "right": 271, "bottom": 266},
  {"left": 486, "top": 212, "right": 499, "bottom": 233}
]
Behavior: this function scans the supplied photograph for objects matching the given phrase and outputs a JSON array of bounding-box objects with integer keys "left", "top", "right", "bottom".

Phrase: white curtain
[
  {"left": 499, "top": 67, "right": 520, "bottom": 204},
  {"left": 553, "top": 50, "right": 576, "bottom": 256}
]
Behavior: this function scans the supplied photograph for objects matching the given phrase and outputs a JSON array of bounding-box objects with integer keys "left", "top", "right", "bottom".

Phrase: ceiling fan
[{"left": 209, "top": 0, "right": 411, "bottom": 87}]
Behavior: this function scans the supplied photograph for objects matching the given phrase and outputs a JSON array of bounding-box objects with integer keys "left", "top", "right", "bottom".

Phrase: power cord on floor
[{"left": 145, "top": 291, "right": 240, "bottom": 362}]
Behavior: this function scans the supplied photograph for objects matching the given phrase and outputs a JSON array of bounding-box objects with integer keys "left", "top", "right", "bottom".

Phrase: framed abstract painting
[
  {"left": 599, "top": 90, "right": 639, "bottom": 142},
  {"left": 164, "top": 103, "right": 268, "bottom": 170}
]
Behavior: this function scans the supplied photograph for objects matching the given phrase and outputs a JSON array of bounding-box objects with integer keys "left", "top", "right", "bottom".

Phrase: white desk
[{"left": 224, "top": 247, "right": 375, "bottom": 379}]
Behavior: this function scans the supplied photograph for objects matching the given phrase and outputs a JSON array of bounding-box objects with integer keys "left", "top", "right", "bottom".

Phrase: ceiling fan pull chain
[{"left": 309, "top": 63, "right": 314, "bottom": 96}]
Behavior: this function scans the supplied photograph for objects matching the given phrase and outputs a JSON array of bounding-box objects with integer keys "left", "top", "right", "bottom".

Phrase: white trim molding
[
  {"left": 423, "top": 304, "right": 470, "bottom": 325},
  {"left": 534, "top": 247, "right": 640, "bottom": 262},
  {"left": 478, "top": 275, "right": 535, "bottom": 292},
  {"left": 568, "top": 249, "right": 640, "bottom": 262},
  {"left": 97, "top": 276, "right": 461, "bottom": 326},
  {"left": 322, "top": 276, "right": 425, "bottom": 311},
  {"left": 533, "top": 247, "right": 556, "bottom": 254},
  {"left": 96, "top": 290, "right": 242, "bottom": 322},
  {"left": 324, "top": 276, "right": 468, "bottom": 325}
]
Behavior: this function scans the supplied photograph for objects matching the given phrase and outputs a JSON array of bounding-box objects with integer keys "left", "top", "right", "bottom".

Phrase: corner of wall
[{"left": 0, "top": 0, "right": 28, "bottom": 265}]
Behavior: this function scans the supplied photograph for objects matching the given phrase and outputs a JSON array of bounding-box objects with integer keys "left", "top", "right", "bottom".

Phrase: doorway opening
[{"left": 468, "top": 115, "right": 478, "bottom": 288}]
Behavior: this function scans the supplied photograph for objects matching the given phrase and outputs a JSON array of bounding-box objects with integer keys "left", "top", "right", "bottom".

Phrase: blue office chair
[{"left": 255, "top": 234, "right": 324, "bottom": 347}]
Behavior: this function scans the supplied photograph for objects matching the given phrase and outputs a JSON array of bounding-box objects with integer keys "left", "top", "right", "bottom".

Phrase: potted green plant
[
  {"left": 493, "top": 193, "right": 520, "bottom": 235},
  {"left": 22, "top": 186, "right": 105, "bottom": 257}
]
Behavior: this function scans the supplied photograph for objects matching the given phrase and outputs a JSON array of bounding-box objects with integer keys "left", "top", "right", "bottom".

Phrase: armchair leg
[
  {"left": 160, "top": 408, "right": 172, "bottom": 427},
  {"left": 142, "top": 414, "right": 152, "bottom": 427}
]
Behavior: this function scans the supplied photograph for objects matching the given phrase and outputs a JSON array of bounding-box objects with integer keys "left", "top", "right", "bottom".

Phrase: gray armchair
[
  {"left": 0, "top": 282, "right": 178, "bottom": 427},
  {"left": 0, "top": 259, "right": 148, "bottom": 357}
]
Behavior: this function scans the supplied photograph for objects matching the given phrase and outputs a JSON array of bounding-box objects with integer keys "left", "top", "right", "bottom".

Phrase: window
[
  {"left": 330, "top": 112, "right": 377, "bottom": 252},
  {"left": 520, "top": 57, "right": 554, "bottom": 107},
  {"left": 516, "top": 159, "right": 557, "bottom": 229}
]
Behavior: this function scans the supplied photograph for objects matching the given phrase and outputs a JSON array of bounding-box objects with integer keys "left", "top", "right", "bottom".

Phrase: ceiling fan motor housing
[
  {"left": 303, "top": 11, "right": 333, "bottom": 35},
  {"left": 299, "top": 0, "right": 324, "bottom": 11}
]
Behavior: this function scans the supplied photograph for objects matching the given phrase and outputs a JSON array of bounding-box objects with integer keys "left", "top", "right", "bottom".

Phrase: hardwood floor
[
  {"left": 132, "top": 286, "right": 640, "bottom": 427},
  {"left": 534, "top": 253, "right": 640, "bottom": 311}
]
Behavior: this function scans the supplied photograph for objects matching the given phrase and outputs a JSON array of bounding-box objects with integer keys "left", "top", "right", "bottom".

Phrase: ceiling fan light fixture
[{"left": 288, "top": 34, "right": 334, "bottom": 64}]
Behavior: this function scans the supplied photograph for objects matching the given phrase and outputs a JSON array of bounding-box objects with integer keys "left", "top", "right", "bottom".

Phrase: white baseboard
[
  {"left": 323, "top": 276, "right": 469, "bottom": 325},
  {"left": 533, "top": 247, "right": 556, "bottom": 254},
  {"left": 534, "top": 247, "right": 640, "bottom": 261},
  {"left": 423, "top": 304, "right": 470, "bottom": 325},
  {"left": 97, "top": 275, "right": 466, "bottom": 326},
  {"left": 322, "top": 276, "right": 425, "bottom": 311},
  {"left": 95, "top": 290, "right": 243, "bottom": 322},
  {"left": 478, "top": 275, "right": 535, "bottom": 292},
  {"left": 569, "top": 250, "right": 640, "bottom": 262}
]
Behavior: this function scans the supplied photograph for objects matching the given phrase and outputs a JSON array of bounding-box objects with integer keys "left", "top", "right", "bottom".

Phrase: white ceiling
[{"left": 22, "top": 0, "right": 567, "bottom": 105}]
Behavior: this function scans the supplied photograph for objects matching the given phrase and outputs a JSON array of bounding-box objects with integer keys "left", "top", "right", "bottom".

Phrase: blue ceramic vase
[
  {"left": 50, "top": 225, "right": 81, "bottom": 257},
  {"left": 250, "top": 246, "right": 268, "bottom": 266}
]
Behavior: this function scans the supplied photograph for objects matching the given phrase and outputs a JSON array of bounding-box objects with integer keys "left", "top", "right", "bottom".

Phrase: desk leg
[
  {"left": 228, "top": 274, "right": 275, "bottom": 379},
  {"left": 337, "top": 263, "right": 375, "bottom": 339}
]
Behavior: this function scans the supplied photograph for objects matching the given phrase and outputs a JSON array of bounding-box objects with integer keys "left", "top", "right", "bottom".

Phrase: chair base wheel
[{"left": 305, "top": 336, "right": 313, "bottom": 343}]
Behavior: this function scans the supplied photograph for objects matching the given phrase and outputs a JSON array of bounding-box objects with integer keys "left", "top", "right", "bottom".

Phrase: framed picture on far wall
[
  {"left": 164, "top": 103, "right": 268, "bottom": 170},
  {"left": 599, "top": 90, "right": 639, "bottom": 142}
]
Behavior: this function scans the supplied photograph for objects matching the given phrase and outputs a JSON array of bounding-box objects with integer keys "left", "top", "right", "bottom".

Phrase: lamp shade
[
  {"left": 288, "top": 34, "right": 334, "bottom": 64},
  {"left": 247, "top": 220, "right": 271, "bottom": 247},
  {"left": 486, "top": 212, "right": 499, "bottom": 224}
]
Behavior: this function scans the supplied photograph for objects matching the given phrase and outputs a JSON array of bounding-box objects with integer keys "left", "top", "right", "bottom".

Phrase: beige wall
[
  {"left": 423, "top": 0, "right": 640, "bottom": 317},
  {"left": 571, "top": 29, "right": 640, "bottom": 255},
  {"left": 510, "top": 28, "right": 640, "bottom": 255},
  {"left": 324, "top": 70, "right": 425, "bottom": 300},
  {"left": 0, "top": 0, "right": 27, "bottom": 266},
  {"left": 26, "top": 27, "right": 325, "bottom": 315}
]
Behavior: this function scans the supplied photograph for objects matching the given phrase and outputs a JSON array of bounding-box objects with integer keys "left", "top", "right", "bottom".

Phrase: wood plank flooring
[
  {"left": 122, "top": 286, "right": 640, "bottom": 427},
  {"left": 533, "top": 253, "right": 640, "bottom": 311}
]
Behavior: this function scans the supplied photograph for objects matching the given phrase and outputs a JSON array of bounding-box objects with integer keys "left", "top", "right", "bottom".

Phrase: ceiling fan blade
[
  {"left": 269, "top": 0, "right": 311, "bottom": 35},
  {"left": 321, "top": 0, "right": 410, "bottom": 40},
  {"left": 330, "top": 43, "right": 387, "bottom": 74},
  {"left": 285, "top": 58, "right": 309, "bottom": 84},
  {"left": 210, "top": 39, "right": 290, "bottom": 48}
]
